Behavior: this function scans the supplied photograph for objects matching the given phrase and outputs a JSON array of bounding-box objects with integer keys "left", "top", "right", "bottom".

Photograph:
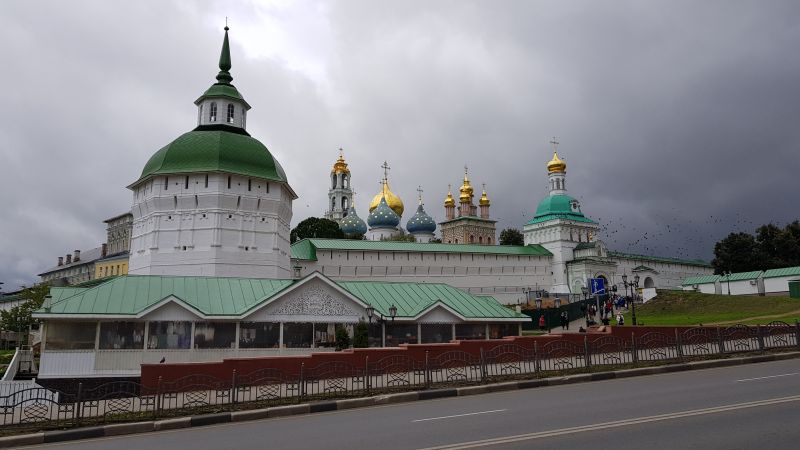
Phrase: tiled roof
[
  {"left": 291, "top": 238, "right": 552, "bottom": 261},
  {"left": 608, "top": 251, "right": 711, "bottom": 268},
  {"left": 721, "top": 270, "right": 763, "bottom": 282},
  {"left": 338, "top": 281, "right": 524, "bottom": 320},
  {"left": 42, "top": 276, "right": 293, "bottom": 316},
  {"left": 682, "top": 275, "right": 721, "bottom": 285},
  {"left": 763, "top": 266, "right": 800, "bottom": 279},
  {"left": 526, "top": 214, "right": 597, "bottom": 225},
  {"left": 36, "top": 275, "right": 528, "bottom": 321},
  {"left": 38, "top": 246, "right": 106, "bottom": 276}
]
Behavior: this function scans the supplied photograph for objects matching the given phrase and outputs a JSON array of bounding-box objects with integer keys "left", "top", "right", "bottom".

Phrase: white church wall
[
  {"left": 764, "top": 276, "right": 797, "bottom": 295},
  {"left": 295, "top": 250, "right": 553, "bottom": 304},
  {"left": 610, "top": 257, "right": 713, "bottom": 292},
  {"left": 130, "top": 173, "right": 293, "bottom": 279}
]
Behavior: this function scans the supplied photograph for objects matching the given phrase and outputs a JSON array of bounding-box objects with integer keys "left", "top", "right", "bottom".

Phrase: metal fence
[{"left": 1, "top": 322, "right": 798, "bottom": 433}]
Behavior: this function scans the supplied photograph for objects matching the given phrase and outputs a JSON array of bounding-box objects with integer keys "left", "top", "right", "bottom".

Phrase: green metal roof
[
  {"left": 35, "top": 275, "right": 527, "bottom": 321},
  {"left": 609, "top": 251, "right": 711, "bottom": 268},
  {"left": 682, "top": 275, "right": 720, "bottom": 285},
  {"left": 42, "top": 276, "right": 293, "bottom": 316},
  {"left": 720, "top": 270, "right": 763, "bottom": 282},
  {"left": 763, "top": 266, "right": 800, "bottom": 279},
  {"left": 291, "top": 238, "right": 552, "bottom": 261},
  {"left": 573, "top": 242, "right": 597, "bottom": 251},
  {"left": 526, "top": 194, "right": 596, "bottom": 225},
  {"left": 338, "top": 281, "right": 525, "bottom": 320},
  {"left": 134, "top": 129, "right": 288, "bottom": 186}
]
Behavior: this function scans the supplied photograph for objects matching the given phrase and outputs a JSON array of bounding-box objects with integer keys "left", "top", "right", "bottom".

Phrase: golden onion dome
[
  {"left": 444, "top": 187, "right": 456, "bottom": 207},
  {"left": 459, "top": 173, "right": 474, "bottom": 202},
  {"left": 369, "top": 179, "right": 404, "bottom": 216},
  {"left": 331, "top": 149, "right": 350, "bottom": 174},
  {"left": 479, "top": 189, "right": 490, "bottom": 206},
  {"left": 547, "top": 151, "right": 566, "bottom": 173}
]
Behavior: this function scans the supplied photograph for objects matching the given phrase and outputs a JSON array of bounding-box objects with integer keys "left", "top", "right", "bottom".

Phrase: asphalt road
[{"left": 23, "top": 358, "right": 800, "bottom": 450}]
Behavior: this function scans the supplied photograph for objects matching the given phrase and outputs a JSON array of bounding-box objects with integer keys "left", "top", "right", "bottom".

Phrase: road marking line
[
  {"left": 412, "top": 409, "right": 508, "bottom": 423},
  {"left": 736, "top": 372, "right": 800, "bottom": 382},
  {"left": 418, "top": 395, "right": 800, "bottom": 449}
]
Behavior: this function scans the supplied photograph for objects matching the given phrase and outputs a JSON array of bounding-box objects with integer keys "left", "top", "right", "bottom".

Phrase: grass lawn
[{"left": 627, "top": 290, "right": 800, "bottom": 326}]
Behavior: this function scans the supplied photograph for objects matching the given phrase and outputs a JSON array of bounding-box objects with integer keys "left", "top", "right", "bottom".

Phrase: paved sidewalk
[{"left": 549, "top": 307, "right": 631, "bottom": 334}]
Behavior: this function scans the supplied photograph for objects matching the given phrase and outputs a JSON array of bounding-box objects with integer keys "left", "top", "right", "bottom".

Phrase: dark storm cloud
[{"left": 1, "top": 0, "right": 798, "bottom": 287}]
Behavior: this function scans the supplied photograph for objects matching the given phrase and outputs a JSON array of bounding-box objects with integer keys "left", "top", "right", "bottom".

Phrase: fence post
[
  {"left": 155, "top": 376, "right": 163, "bottom": 419},
  {"left": 756, "top": 325, "right": 765, "bottom": 351},
  {"left": 795, "top": 320, "right": 800, "bottom": 349},
  {"left": 424, "top": 351, "right": 431, "bottom": 389},
  {"left": 631, "top": 332, "right": 638, "bottom": 365},
  {"left": 534, "top": 341, "right": 540, "bottom": 373},
  {"left": 298, "top": 363, "right": 305, "bottom": 402},
  {"left": 230, "top": 369, "right": 237, "bottom": 410},
  {"left": 479, "top": 347, "right": 487, "bottom": 383},
  {"left": 75, "top": 382, "right": 83, "bottom": 425},
  {"left": 584, "top": 336, "right": 591, "bottom": 369},
  {"left": 675, "top": 329, "right": 684, "bottom": 361},
  {"left": 364, "top": 355, "right": 370, "bottom": 396},
  {"left": 717, "top": 328, "right": 725, "bottom": 355}
]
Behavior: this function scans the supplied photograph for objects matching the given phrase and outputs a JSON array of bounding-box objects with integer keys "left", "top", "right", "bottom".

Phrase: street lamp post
[
  {"left": 581, "top": 286, "right": 589, "bottom": 326},
  {"left": 632, "top": 275, "right": 639, "bottom": 325},
  {"left": 724, "top": 271, "right": 732, "bottom": 295},
  {"left": 365, "top": 303, "right": 375, "bottom": 323}
]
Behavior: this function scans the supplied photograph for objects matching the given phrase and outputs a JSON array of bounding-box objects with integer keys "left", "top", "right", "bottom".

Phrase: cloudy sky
[{"left": 1, "top": 0, "right": 798, "bottom": 288}]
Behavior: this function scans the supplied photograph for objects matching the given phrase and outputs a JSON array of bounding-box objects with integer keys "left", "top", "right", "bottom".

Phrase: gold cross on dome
[
  {"left": 381, "top": 161, "right": 390, "bottom": 181},
  {"left": 550, "top": 137, "right": 560, "bottom": 152}
]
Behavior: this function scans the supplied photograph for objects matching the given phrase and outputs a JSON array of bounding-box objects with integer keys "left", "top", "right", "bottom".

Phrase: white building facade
[{"left": 127, "top": 26, "right": 296, "bottom": 279}]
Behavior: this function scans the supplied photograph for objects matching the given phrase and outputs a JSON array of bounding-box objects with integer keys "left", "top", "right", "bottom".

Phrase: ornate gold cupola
[{"left": 547, "top": 151, "right": 566, "bottom": 173}]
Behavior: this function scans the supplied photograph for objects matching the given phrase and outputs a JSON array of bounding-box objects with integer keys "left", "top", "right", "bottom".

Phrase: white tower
[
  {"left": 523, "top": 140, "right": 598, "bottom": 293},
  {"left": 325, "top": 149, "right": 353, "bottom": 221},
  {"left": 127, "top": 26, "right": 297, "bottom": 279}
]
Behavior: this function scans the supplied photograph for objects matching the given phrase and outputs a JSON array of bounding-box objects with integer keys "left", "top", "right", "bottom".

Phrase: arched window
[
  {"left": 469, "top": 235, "right": 475, "bottom": 243},
  {"left": 332, "top": 174, "right": 337, "bottom": 189},
  {"left": 227, "top": 104, "right": 235, "bottom": 123},
  {"left": 342, "top": 197, "right": 348, "bottom": 211},
  {"left": 488, "top": 237, "right": 492, "bottom": 244},
  {"left": 332, "top": 198, "right": 336, "bottom": 211},
  {"left": 209, "top": 102, "right": 217, "bottom": 122},
  {"left": 479, "top": 236, "right": 483, "bottom": 244}
]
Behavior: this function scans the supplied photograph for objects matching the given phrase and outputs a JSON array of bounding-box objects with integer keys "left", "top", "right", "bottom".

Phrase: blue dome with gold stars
[
  {"left": 367, "top": 196, "right": 400, "bottom": 228},
  {"left": 406, "top": 204, "right": 436, "bottom": 234},
  {"left": 340, "top": 206, "right": 368, "bottom": 236}
]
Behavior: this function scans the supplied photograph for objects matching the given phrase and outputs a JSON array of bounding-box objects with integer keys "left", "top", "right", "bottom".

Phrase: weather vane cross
[
  {"left": 417, "top": 185, "right": 424, "bottom": 204},
  {"left": 381, "top": 161, "right": 390, "bottom": 181},
  {"left": 550, "top": 137, "right": 560, "bottom": 152}
]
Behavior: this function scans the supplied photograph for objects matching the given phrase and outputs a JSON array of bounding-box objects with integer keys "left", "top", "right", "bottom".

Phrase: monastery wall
[{"left": 296, "top": 249, "right": 554, "bottom": 304}]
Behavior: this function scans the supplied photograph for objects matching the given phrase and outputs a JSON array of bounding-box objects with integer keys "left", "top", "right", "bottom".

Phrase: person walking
[
  {"left": 562, "top": 311, "right": 570, "bottom": 330},
  {"left": 539, "top": 314, "right": 546, "bottom": 331}
]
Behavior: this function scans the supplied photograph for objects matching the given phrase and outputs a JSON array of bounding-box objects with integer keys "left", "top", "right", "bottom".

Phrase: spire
[{"left": 216, "top": 26, "right": 233, "bottom": 85}]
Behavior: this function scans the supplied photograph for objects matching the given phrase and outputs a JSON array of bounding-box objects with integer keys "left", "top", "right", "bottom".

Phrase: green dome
[
  {"left": 134, "top": 128, "right": 287, "bottom": 185},
  {"left": 527, "top": 194, "right": 596, "bottom": 225}
]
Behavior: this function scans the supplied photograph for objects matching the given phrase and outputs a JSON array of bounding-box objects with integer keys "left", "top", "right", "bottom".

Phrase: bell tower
[{"left": 325, "top": 148, "right": 353, "bottom": 221}]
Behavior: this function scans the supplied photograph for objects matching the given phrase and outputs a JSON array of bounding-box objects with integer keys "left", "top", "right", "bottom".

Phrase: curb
[{"left": 1, "top": 351, "right": 798, "bottom": 448}]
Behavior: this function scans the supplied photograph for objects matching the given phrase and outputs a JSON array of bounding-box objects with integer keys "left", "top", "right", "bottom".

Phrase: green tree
[
  {"left": 499, "top": 228, "right": 525, "bottom": 246},
  {"left": 352, "top": 320, "right": 369, "bottom": 348},
  {"left": 1, "top": 284, "right": 50, "bottom": 345},
  {"left": 711, "top": 232, "right": 760, "bottom": 274},
  {"left": 335, "top": 326, "right": 351, "bottom": 351},
  {"left": 290, "top": 217, "right": 344, "bottom": 243}
]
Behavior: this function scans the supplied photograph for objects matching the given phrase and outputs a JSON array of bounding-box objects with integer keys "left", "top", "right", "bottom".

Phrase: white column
[
  {"left": 94, "top": 322, "right": 101, "bottom": 350},
  {"left": 142, "top": 321, "right": 149, "bottom": 350},
  {"left": 417, "top": 323, "right": 422, "bottom": 344},
  {"left": 279, "top": 322, "right": 284, "bottom": 349},
  {"left": 190, "top": 322, "right": 196, "bottom": 350},
  {"left": 381, "top": 322, "right": 386, "bottom": 347},
  {"left": 234, "top": 322, "right": 240, "bottom": 351},
  {"left": 452, "top": 323, "right": 457, "bottom": 341}
]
